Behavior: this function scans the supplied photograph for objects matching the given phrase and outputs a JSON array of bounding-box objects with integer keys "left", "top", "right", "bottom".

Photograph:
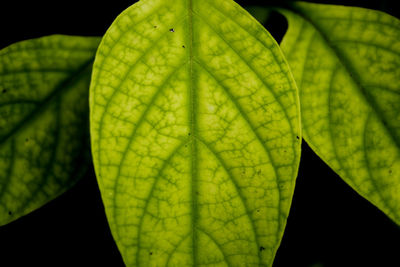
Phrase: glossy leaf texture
[
  {"left": 279, "top": 2, "right": 400, "bottom": 224},
  {"left": 90, "top": 0, "right": 301, "bottom": 266},
  {"left": 0, "top": 35, "right": 100, "bottom": 225}
]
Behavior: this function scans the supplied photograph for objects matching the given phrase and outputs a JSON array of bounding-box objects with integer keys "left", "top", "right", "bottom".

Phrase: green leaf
[
  {"left": 245, "top": 6, "right": 271, "bottom": 24},
  {"left": 0, "top": 35, "right": 100, "bottom": 225},
  {"left": 279, "top": 2, "right": 400, "bottom": 224},
  {"left": 90, "top": 0, "right": 301, "bottom": 266}
]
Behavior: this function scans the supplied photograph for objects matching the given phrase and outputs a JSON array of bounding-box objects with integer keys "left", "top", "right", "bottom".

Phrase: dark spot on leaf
[
  {"left": 257, "top": 209, "right": 260, "bottom": 212},
  {"left": 188, "top": 133, "right": 191, "bottom": 136},
  {"left": 296, "top": 136, "right": 300, "bottom": 140},
  {"left": 389, "top": 169, "right": 392, "bottom": 174},
  {"left": 25, "top": 138, "right": 29, "bottom": 142},
  {"left": 182, "top": 45, "right": 185, "bottom": 48},
  {"left": 149, "top": 252, "right": 153, "bottom": 255},
  {"left": 169, "top": 28, "right": 175, "bottom": 32},
  {"left": 153, "top": 25, "right": 157, "bottom": 28},
  {"left": 8, "top": 211, "right": 12, "bottom": 216},
  {"left": 2, "top": 89, "right": 7, "bottom": 93},
  {"left": 260, "top": 246, "right": 265, "bottom": 251},
  {"left": 283, "top": 150, "right": 287, "bottom": 153}
]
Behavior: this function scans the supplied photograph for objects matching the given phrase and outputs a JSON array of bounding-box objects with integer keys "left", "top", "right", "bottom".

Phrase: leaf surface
[
  {"left": 90, "top": 0, "right": 301, "bottom": 266},
  {"left": 279, "top": 2, "right": 400, "bottom": 224},
  {"left": 0, "top": 35, "right": 100, "bottom": 225}
]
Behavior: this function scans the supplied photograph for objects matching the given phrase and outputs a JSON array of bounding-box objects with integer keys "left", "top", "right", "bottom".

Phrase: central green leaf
[{"left": 90, "top": 0, "right": 301, "bottom": 266}]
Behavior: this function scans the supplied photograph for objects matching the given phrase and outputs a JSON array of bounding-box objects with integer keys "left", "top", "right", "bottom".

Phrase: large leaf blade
[
  {"left": 90, "top": 0, "right": 301, "bottom": 266},
  {"left": 279, "top": 2, "right": 400, "bottom": 224},
  {"left": 0, "top": 35, "right": 100, "bottom": 225}
]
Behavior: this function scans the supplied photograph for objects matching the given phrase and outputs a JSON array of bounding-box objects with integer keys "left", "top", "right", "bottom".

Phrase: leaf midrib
[
  {"left": 187, "top": 0, "right": 199, "bottom": 265},
  {"left": 188, "top": 2, "right": 266, "bottom": 265}
]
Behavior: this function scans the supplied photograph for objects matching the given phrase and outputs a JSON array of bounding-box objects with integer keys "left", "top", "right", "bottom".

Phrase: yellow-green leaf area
[
  {"left": 90, "top": 0, "right": 301, "bottom": 266},
  {"left": 0, "top": 35, "right": 100, "bottom": 225},
  {"left": 280, "top": 2, "right": 400, "bottom": 224}
]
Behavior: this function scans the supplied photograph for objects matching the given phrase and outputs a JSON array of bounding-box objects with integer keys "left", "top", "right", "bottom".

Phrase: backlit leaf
[
  {"left": 279, "top": 2, "right": 400, "bottom": 224},
  {"left": 0, "top": 35, "right": 100, "bottom": 225},
  {"left": 90, "top": 0, "right": 301, "bottom": 266}
]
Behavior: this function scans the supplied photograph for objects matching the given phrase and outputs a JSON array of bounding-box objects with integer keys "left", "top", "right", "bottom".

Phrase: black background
[{"left": 0, "top": 1, "right": 399, "bottom": 266}]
